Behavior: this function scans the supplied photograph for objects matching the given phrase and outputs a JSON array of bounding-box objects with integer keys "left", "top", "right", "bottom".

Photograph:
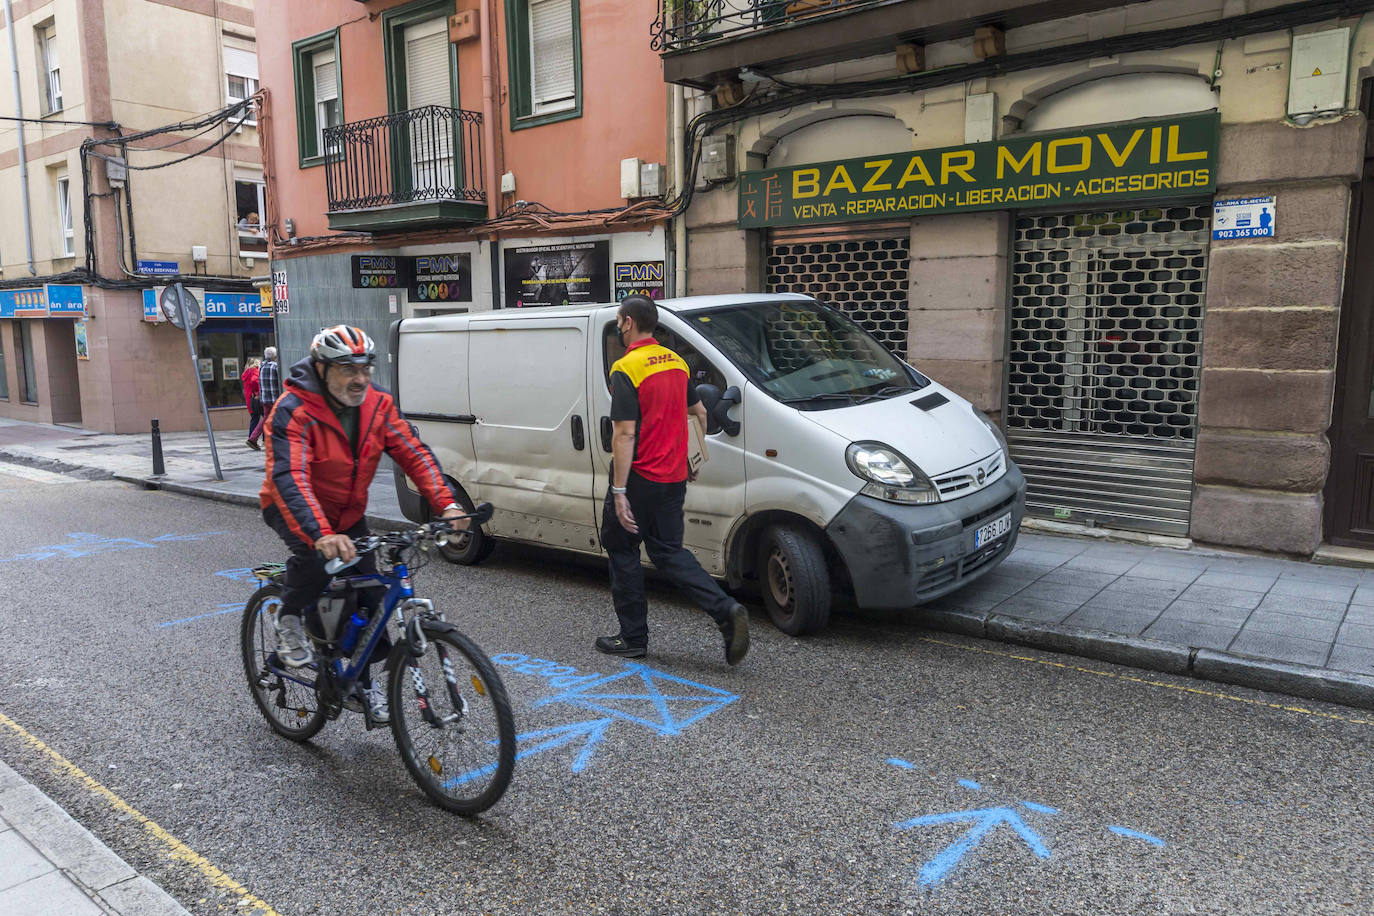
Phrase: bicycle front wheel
[
  {"left": 388, "top": 628, "right": 515, "bottom": 815},
  {"left": 240, "top": 585, "right": 328, "bottom": 742}
]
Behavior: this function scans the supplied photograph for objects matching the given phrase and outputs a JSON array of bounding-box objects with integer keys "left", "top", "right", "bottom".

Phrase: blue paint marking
[
  {"left": 536, "top": 662, "right": 738, "bottom": 736},
  {"left": 1108, "top": 826, "right": 1167, "bottom": 847},
  {"left": 1021, "top": 801, "right": 1059, "bottom": 815},
  {"left": 888, "top": 758, "right": 918, "bottom": 770},
  {"left": 157, "top": 603, "right": 241, "bottom": 628},
  {"left": 215, "top": 568, "right": 260, "bottom": 585},
  {"left": 896, "top": 806, "right": 1052, "bottom": 887},
  {"left": 443, "top": 718, "right": 615, "bottom": 788},
  {"left": 958, "top": 779, "right": 981, "bottom": 791},
  {"left": 0, "top": 531, "right": 225, "bottom": 563}
]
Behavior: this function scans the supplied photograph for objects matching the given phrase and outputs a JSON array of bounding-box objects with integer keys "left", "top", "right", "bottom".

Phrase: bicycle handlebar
[{"left": 321, "top": 502, "right": 494, "bottom": 574}]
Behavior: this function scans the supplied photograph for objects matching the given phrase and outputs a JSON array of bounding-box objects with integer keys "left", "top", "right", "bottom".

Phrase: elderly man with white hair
[{"left": 247, "top": 346, "right": 281, "bottom": 450}]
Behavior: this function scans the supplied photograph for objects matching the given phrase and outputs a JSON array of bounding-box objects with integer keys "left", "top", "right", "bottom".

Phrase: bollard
[{"left": 151, "top": 418, "right": 166, "bottom": 477}]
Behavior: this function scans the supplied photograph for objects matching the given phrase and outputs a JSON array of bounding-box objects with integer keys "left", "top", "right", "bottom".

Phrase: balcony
[
  {"left": 323, "top": 105, "right": 487, "bottom": 233},
  {"left": 652, "top": 0, "right": 1137, "bottom": 90}
]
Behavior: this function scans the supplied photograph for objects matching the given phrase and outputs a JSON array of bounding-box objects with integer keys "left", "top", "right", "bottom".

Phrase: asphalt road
[{"left": 0, "top": 465, "right": 1370, "bottom": 916}]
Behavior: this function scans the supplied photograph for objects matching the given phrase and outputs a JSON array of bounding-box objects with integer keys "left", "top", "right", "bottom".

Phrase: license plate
[{"left": 974, "top": 512, "right": 1012, "bottom": 548}]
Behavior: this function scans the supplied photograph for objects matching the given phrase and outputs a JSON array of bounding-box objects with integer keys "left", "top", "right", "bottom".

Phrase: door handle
[
  {"left": 600, "top": 416, "right": 613, "bottom": 453},
  {"left": 571, "top": 415, "right": 586, "bottom": 451}
]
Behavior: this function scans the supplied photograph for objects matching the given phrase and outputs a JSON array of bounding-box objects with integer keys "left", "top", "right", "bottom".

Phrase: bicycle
[{"left": 239, "top": 505, "right": 516, "bottom": 815}]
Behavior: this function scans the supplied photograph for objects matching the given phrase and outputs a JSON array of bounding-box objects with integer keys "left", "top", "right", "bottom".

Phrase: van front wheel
[{"left": 758, "top": 525, "right": 830, "bottom": 636}]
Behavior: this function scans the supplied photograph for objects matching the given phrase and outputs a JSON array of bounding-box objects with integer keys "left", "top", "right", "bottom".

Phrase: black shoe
[
  {"left": 595, "top": 634, "right": 647, "bottom": 658},
  {"left": 718, "top": 604, "right": 750, "bottom": 666}
]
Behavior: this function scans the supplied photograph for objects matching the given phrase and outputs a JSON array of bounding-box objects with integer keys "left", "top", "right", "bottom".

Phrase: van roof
[{"left": 399, "top": 293, "right": 817, "bottom": 331}]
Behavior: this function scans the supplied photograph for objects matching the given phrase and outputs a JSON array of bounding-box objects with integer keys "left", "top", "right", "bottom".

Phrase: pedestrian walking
[
  {"left": 249, "top": 346, "right": 281, "bottom": 448},
  {"left": 597, "top": 295, "right": 749, "bottom": 665},
  {"left": 242, "top": 357, "right": 263, "bottom": 450}
]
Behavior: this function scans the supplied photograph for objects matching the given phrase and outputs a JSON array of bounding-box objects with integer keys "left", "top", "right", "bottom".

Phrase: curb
[
  {"left": 923, "top": 609, "right": 1374, "bottom": 712},
  {"left": 0, "top": 759, "right": 189, "bottom": 916}
]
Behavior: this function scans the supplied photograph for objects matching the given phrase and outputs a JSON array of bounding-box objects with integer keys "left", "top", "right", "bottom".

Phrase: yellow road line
[
  {"left": 0, "top": 710, "right": 281, "bottom": 916},
  {"left": 917, "top": 635, "right": 1374, "bottom": 727}
]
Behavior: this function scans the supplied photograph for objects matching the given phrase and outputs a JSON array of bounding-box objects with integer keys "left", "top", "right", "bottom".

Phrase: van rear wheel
[
  {"left": 436, "top": 489, "right": 496, "bottom": 566},
  {"left": 758, "top": 525, "right": 830, "bottom": 636}
]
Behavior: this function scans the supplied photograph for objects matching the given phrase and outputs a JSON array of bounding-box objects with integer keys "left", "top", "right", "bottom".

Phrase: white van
[{"left": 392, "top": 294, "right": 1025, "bottom": 635}]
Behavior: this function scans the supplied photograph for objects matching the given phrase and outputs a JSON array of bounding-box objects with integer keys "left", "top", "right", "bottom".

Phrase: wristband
[{"left": 610, "top": 486, "right": 627, "bottom": 495}]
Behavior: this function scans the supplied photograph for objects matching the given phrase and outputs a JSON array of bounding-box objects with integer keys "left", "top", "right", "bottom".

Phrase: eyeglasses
[{"left": 332, "top": 364, "right": 373, "bottom": 378}]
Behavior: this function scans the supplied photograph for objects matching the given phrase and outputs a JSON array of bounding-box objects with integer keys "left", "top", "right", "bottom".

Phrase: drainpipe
[
  {"left": 480, "top": 0, "right": 501, "bottom": 310},
  {"left": 672, "top": 84, "right": 687, "bottom": 296},
  {"left": 4, "top": 0, "right": 37, "bottom": 275}
]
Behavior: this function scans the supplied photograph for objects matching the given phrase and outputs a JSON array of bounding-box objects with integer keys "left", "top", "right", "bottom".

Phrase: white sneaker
[
  {"left": 365, "top": 685, "right": 389, "bottom": 724},
  {"left": 274, "top": 615, "right": 313, "bottom": 668}
]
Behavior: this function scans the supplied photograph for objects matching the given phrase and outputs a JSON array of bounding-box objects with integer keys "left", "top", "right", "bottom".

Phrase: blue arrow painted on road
[
  {"left": 443, "top": 718, "right": 615, "bottom": 789},
  {"left": 896, "top": 806, "right": 1052, "bottom": 887}
]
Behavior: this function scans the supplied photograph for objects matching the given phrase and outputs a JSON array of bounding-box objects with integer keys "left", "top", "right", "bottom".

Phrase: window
[
  {"left": 602, "top": 321, "right": 727, "bottom": 394},
  {"left": 37, "top": 24, "right": 60, "bottom": 114},
  {"left": 235, "top": 176, "right": 267, "bottom": 253},
  {"left": 196, "top": 323, "right": 275, "bottom": 408},
  {"left": 506, "top": 0, "right": 581, "bottom": 129},
  {"left": 224, "top": 46, "right": 259, "bottom": 125},
  {"left": 0, "top": 330, "right": 9, "bottom": 400},
  {"left": 15, "top": 320, "right": 37, "bottom": 404},
  {"left": 56, "top": 175, "right": 73, "bottom": 257},
  {"left": 291, "top": 30, "right": 342, "bottom": 166}
]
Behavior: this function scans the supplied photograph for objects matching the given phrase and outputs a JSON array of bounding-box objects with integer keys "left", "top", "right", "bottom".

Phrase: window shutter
[
  {"left": 224, "top": 46, "right": 258, "bottom": 80},
  {"left": 313, "top": 50, "right": 338, "bottom": 103},
  {"left": 404, "top": 26, "right": 449, "bottom": 109},
  {"left": 530, "top": 0, "right": 574, "bottom": 108}
]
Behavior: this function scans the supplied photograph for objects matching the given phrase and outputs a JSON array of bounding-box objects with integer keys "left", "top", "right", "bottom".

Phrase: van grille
[{"left": 934, "top": 453, "right": 1004, "bottom": 500}]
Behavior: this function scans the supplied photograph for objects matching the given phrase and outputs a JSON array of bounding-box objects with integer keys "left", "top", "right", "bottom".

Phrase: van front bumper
[{"left": 824, "top": 463, "right": 1026, "bottom": 610}]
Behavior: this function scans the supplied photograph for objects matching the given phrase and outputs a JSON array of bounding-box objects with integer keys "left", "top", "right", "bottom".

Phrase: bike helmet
[{"left": 310, "top": 325, "right": 376, "bottom": 366}]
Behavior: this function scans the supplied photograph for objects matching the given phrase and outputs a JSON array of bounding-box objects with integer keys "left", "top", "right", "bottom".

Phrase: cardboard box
[{"left": 687, "top": 416, "right": 709, "bottom": 474}]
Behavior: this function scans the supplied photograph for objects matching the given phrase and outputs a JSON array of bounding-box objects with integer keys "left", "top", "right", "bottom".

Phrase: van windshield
[{"left": 684, "top": 300, "right": 927, "bottom": 409}]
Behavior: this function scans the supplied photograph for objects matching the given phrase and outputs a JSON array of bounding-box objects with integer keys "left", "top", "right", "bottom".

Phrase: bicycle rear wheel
[
  {"left": 240, "top": 585, "right": 328, "bottom": 742},
  {"left": 388, "top": 628, "right": 515, "bottom": 815}
]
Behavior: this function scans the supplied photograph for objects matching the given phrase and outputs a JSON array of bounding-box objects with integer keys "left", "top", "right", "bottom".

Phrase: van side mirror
[{"left": 712, "top": 385, "right": 741, "bottom": 437}]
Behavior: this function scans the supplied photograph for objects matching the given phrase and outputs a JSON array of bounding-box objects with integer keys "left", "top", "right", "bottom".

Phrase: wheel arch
[{"left": 724, "top": 509, "right": 854, "bottom": 596}]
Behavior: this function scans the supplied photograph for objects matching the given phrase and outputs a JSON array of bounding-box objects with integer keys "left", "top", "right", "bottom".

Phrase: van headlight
[
  {"left": 845, "top": 442, "right": 940, "bottom": 504},
  {"left": 973, "top": 405, "right": 1008, "bottom": 454}
]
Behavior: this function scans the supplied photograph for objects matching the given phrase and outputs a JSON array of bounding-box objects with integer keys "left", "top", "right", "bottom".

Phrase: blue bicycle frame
[{"left": 265, "top": 561, "right": 416, "bottom": 692}]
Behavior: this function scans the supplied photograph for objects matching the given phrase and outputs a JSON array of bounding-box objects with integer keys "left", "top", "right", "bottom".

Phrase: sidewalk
[
  {"left": 2, "top": 416, "right": 1373, "bottom": 711},
  {"left": 0, "top": 759, "right": 187, "bottom": 915}
]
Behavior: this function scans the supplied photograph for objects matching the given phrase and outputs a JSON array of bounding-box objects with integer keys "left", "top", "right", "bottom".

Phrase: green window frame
[
  {"left": 505, "top": 0, "right": 582, "bottom": 131},
  {"left": 291, "top": 28, "right": 342, "bottom": 169}
]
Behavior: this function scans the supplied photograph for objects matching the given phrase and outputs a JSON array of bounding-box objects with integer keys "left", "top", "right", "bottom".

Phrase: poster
[
  {"left": 198, "top": 358, "right": 215, "bottom": 381},
  {"left": 614, "top": 261, "right": 665, "bottom": 301},
  {"left": 503, "top": 241, "right": 610, "bottom": 309},
  {"left": 351, "top": 255, "right": 409, "bottom": 289},
  {"left": 73, "top": 320, "right": 89, "bottom": 360},
  {"left": 223, "top": 357, "right": 240, "bottom": 380},
  {"left": 410, "top": 254, "right": 472, "bottom": 303}
]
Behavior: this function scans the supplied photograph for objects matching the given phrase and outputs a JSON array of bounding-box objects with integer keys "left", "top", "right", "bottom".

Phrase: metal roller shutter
[
  {"left": 1006, "top": 204, "right": 1211, "bottom": 536},
  {"left": 766, "top": 223, "right": 910, "bottom": 355}
]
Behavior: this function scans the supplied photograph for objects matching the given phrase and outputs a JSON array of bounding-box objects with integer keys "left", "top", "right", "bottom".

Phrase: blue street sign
[{"left": 137, "top": 259, "right": 180, "bottom": 276}]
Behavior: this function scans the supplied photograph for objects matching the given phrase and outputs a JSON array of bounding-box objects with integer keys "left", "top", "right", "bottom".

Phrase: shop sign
[
  {"left": 0, "top": 284, "right": 86, "bottom": 318},
  {"left": 351, "top": 255, "right": 409, "bottom": 289},
  {"left": 136, "top": 259, "right": 180, "bottom": 276},
  {"left": 1213, "top": 196, "right": 1275, "bottom": 239},
  {"left": 273, "top": 270, "right": 289, "bottom": 315},
  {"left": 410, "top": 254, "right": 473, "bottom": 303},
  {"left": 737, "top": 113, "right": 1220, "bottom": 229},
  {"left": 203, "top": 292, "right": 263, "bottom": 318},
  {"left": 614, "top": 261, "right": 665, "bottom": 301},
  {"left": 503, "top": 241, "right": 610, "bottom": 308}
]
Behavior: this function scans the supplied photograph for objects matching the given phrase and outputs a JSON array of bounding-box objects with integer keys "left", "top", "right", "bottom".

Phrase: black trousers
[
  {"left": 264, "top": 506, "right": 390, "bottom": 679},
  {"left": 600, "top": 470, "right": 735, "bottom": 647}
]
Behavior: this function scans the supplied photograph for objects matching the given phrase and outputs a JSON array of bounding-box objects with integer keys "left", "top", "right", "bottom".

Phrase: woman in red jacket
[{"left": 241, "top": 357, "right": 263, "bottom": 450}]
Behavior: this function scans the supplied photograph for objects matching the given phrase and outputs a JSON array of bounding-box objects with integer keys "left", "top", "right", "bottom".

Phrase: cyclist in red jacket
[{"left": 259, "top": 325, "right": 465, "bottom": 720}]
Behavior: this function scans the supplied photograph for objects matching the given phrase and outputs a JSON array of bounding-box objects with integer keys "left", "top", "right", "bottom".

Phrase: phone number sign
[{"left": 1213, "top": 196, "right": 1275, "bottom": 239}]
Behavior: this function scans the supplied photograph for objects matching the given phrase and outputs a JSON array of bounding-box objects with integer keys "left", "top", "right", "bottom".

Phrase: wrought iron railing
[
  {"left": 651, "top": 0, "right": 881, "bottom": 53},
  {"left": 323, "top": 105, "right": 485, "bottom": 212}
]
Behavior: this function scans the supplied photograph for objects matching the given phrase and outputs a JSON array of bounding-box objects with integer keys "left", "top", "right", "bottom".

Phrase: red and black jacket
[{"left": 259, "top": 358, "right": 457, "bottom": 545}]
